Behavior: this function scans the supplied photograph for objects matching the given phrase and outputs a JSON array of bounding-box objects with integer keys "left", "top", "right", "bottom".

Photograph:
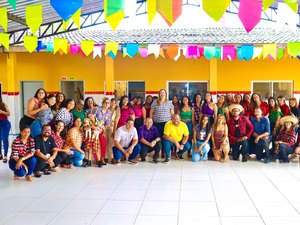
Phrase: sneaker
[
  {"left": 176, "top": 153, "right": 184, "bottom": 160},
  {"left": 242, "top": 156, "right": 247, "bottom": 162},
  {"left": 164, "top": 158, "right": 170, "bottom": 164},
  {"left": 33, "top": 171, "right": 42, "bottom": 178},
  {"left": 153, "top": 159, "right": 158, "bottom": 164},
  {"left": 97, "top": 161, "right": 103, "bottom": 168},
  {"left": 43, "top": 169, "right": 51, "bottom": 175},
  {"left": 141, "top": 158, "right": 146, "bottom": 162},
  {"left": 264, "top": 158, "right": 271, "bottom": 164},
  {"left": 128, "top": 160, "right": 138, "bottom": 164}
]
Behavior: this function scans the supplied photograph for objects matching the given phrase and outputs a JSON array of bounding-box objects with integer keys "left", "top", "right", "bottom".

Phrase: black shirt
[{"left": 34, "top": 135, "right": 56, "bottom": 155}]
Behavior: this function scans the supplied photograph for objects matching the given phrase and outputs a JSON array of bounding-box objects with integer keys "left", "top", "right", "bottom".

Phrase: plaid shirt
[
  {"left": 51, "top": 130, "right": 65, "bottom": 149},
  {"left": 228, "top": 116, "right": 254, "bottom": 144},
  {"left": 64, "top": 127, "right": 84, "bottom": 149},
  {"left": 276, "top": 129, "right": 297, "bottom": 147},
  {"left": 11, "top": 136, "right": 35, "bottom": 158}
]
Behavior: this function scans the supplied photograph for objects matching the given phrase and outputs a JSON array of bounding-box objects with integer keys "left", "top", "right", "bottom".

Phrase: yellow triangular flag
[
  {"left": 62, "top": 8, "right": 81, "bottom": 31},
  {"left": 159, "top": 47, "right": 165, "bottom": 59},
  {"left": 26, "top": 5, "right": 42, "bottom": 34},
  {"left": 263, "top": 44, "right": 277, "bottom": 59},
  {"left": 24, "top": 35, "right": 38, "bottom": 53},
  {"left": 157, "top": 0, "right": 173, "bottom": 25},
  {"left": 263, "top": 0, "right": 275, "bottom": 11},
  {"left": 105, "top": 10, "right": 125, "bottom": 30},
  {"left": 203, "top": 0, "right": 231, "bottom": 22},
  {"left": 81, "top": 40, "right": 94, "bottom": 56},
  {"left": 284, "top": 0, "right": 298, "bottom": 13},
  {"left": 105, "top": 41, "right": 119, "bottom": 55},
  {"left": 54, "top": 38, "right": 68, "bottom": 54},
  {"left": 0, "top": 8, "right": 8, "bottom": 32},
  {"left": 147, "top": 0, "right": 156, "bottom": 25},
  {"left": 0, "top": 33, "right": 9, "bottom": 50},
  {"left": 287, "top": 42, "right": 300, "bottom": 57}
]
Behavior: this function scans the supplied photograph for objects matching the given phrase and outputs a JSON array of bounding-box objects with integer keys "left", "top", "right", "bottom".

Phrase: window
[
  {"left": 114, "top": 81, "right": 145, "bottom": 100},
  {"left": 167, "top": 81, "right": 208, "bottom": 100},
  {"left": 61, "top": 81, "right": 84, "bottom": 101},
  {"left": 252, "top": 81, "right": 293, "bottom": 100}
]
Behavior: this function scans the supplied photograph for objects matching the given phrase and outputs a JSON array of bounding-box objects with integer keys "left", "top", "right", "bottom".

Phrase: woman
[
  {"left": 55, "top": 99, "right": 75, "bottom": 128},
  {"left": 63, "top": 117, "right": 85, "bottom": 166},
  {"left": 234, "top": 94, "right": 243, "bottom": 105},
  {"left": 216, "top": 95, "right": 229, "bottom": 121},
  {"left": 274, "top": 116, "right": 298, "bottom": 163},
  {"left": 116, "top": 95, "right": 135, "bottom": 128},
  {"left": 242, "top": 93, "right": 251, "bottom": 118},
  {"left": 192, "top": 93, "right": 202, "bottom": 127},
  {"left": 142, "top": 95, "right": 153, "bottom": 124},
  {"left": 84, "top": 97, "right": 100, "bottom": 116},
  {"left": 192, "top": 115, "right": 212, "bottom": 162},
  {"left": 9, "top": 125, "right": 37, "bottom": 181},
  {"left": 268, "top": 97, "right": 282, "bottom": 138},
  {"left": 0, "top": 95, "right": 11, "bottom": 163},
  {"left": 289, "top": 97, "right": 300, "bottom": 118},
  {"left": 51, "top": 92, "right": 66, "bottom": 118},
  {"left": 132, "top": 96, "right": 143, "bottom": 129},
  {"left": 250, "top": 93, "right": 269, "bottom": 118},
  {"left": 51, "top": 120, "right": 74, "bottom": 168},
  {"left": 105, "top": 98, "right": 120, "bottom": 162},
  {"left": 212, "top": 114, "right": 230, "bottom": 162},
  {"left": 19, "top": 88, "right": 48, "bottom": 128},
  {"left": 200, "top": 92, "right": 217, "bottom": 125},
  {"left": 172, "top": 95, "right": 180, "bottom": 114},
  {"left": 30, "top": 94, "right": 56, "bottom": 138}
]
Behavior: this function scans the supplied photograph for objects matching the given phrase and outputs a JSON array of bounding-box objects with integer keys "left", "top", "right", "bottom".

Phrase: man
[
  {"left": 228, "top": 104, "right": 254, "bottom": 162},
  {"left": 226, "top": 92, "right": 234, "bottom": 106},
  {"left": 72, "top": 99, "right": 86, "bottom": 124},
  {"left": 138, "top": 117, "right": 161, "bottom": 163},
  {"left": 277, "top": 95, "right": 290, "bottom": 116},
  {"left": 251, "top": 107, "right": 271, "bottom": 164},
  {"left": 113, "top": 118, "right": 141, "bottom": 165},
  {"left": 33, "top": 125, "right": 60, "bottom": 177},
  {"left": 163, "top": 114, "right": 191, "bottom": 163}
]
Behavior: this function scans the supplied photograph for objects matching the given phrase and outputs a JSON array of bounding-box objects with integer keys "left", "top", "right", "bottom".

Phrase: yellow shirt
[{"left": 163, "top": 121, "right": 189, "bottom": 142}]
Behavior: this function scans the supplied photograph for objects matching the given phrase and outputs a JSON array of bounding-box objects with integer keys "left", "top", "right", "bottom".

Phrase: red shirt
[
  {"left": 280, "top": 104, "right": 290, "bottom": 116},
  {"left": 51, "top": 131, "right": 65, "bottom": 149},
  {"left": 11, "top": 137, "right": 35, "bottom": 158},
  {"left": 249, "top": 102, "right": 269, "bottom": 118},
  {"left": 228, "top": 116, "right": 254, "bottom": 145}
]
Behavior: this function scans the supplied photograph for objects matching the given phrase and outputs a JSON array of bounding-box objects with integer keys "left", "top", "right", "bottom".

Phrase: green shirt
[{"left": 72, "top": 109, "right": 86, "bottom": 123}]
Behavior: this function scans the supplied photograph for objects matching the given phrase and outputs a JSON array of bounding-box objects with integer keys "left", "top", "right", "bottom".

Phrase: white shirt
[{"left": 114, "top": 125, "right": 138, "bottom": 148}]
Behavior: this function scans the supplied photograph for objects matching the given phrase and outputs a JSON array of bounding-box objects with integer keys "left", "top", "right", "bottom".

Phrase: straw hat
[
  {"left": 228, "top": 104, "right": 244, "bottom": 113},
  {"left": 280, "top": 115, "right": 298, "bottom": 126}
]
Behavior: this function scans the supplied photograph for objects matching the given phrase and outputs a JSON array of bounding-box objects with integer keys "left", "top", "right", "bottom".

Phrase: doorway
[
  {"left": 60, "top": 80, "right": 84, "bottom": 101},
  {"left": 20, "top": 81, "right": 44, "bottom": 117}
]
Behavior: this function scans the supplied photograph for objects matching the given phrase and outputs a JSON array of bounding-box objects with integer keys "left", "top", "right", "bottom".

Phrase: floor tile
[
  {"left": 139, "top": 201, "right": 179, "bottom": 216},
  {"left": 179, "top": 202, "right": 218, "bottom": 216},
  {"left": 178, "top": 216, "right": 221, "bottom": 225},
  {"left": 48, "top": 213, "right": 97, "bottom": 225},
  {"left": 221, "top": 217, "right": 265, "bottom": 225},
  {"left": 145, "top": 189, "right": 180, "bottom": 201},
  {"left": 110, "top": 189, "right": 147, "bottom": 201},
  {"left": 100, "top": 200, "right": 142, "bottom": 215},
  {"left": 5, "top": 212, "right": 56, "bottom": 225},
  {"left": 62, "top": 199, "right": 106, "bottom": 214},
  {"left": 91, "top": 214, "right": 136, "bottom": 225},
  {"left": 217, "top": 202, "right": 259, "bottom": 216},
  {"left": 135, "top": 215, "right": 177, "bottom": 225}
]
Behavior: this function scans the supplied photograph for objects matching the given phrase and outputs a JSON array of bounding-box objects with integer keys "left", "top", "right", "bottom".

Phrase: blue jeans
[
  {"left": 113, "top": 144, "right": 141, "bottom": 160},
  {"left": 273, "top": 144, "right": 294, "bottom": 162},
  {"left": 70, "top": 149, "right": 85, "bottom": 167},
  {"left": 30, "top": 120, "right": 42, "bottom": 138},
  {"left": 192, "top": 141, "right": 210, "bottom": 162},
  {"left": 232, "top": 140, "right": 249, "bottom": 160},
  {"left": 0, "top": 119, "right": 11, "bottom": 156},
  {"left": 163, "top": 139, "right": 191, "bottom": 159},
  {"left": 9, "top": 157, "right": 37, "bottom": 177}
]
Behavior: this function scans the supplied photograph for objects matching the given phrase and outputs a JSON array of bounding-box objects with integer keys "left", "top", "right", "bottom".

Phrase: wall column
[
  {"left": 6, "top": 53, "right": 19, "bottom": 134},
  {"left": 209, "top": 58, "right": 218, "bottom": 101},
  {"left": 105, "top": 55, "right": 115, "bottom": 99}
]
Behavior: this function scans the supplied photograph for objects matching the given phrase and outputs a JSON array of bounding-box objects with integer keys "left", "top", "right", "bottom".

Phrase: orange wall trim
[
  {"left": 294, "top": 91, "right": 300, "bottom": 94},
  {"left": 105, "top": 92, "right": 114, "bottom": 95},
  {"left": 2, "top": 92, "right": 19, "bottom": 96},
  {"left": 85, "top": 91, "right": 105, "bottom": 94}
]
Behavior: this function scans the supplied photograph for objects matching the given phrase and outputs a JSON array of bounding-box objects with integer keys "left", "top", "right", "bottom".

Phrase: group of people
[{"left": 1, "top": 88, "right": 300, "bottom": 182}]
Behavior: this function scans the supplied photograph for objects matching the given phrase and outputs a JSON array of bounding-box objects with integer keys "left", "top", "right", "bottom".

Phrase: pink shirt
[
  {"left": 27, "top": 97, "right": 40, "bottom": 119},
  {"left": 133, "top": 105, "right": 143, "bottom": 118}
]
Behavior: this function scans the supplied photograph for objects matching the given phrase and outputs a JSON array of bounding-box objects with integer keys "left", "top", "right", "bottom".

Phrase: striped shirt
[
  {"left": 56, "top": 107, "right": 73, "bottom": 127},
  {"left": 11, "top": 137, "right": 35, "bottom": 158},
  {"left": 64, "top": 127, "right": 84, "bottom": 149},
  {"left": 151, "top": 100, "right": 174, "bottom": 123},
  {"left": 276, "top": 129, "right": 297, "bottom": 147},
  {"left": 51, "top": 130, "right": 65, "bottom": 149}
]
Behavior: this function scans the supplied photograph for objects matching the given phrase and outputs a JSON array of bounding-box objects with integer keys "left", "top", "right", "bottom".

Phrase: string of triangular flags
[
  {"left": 1, "top": 35, "right": 300, "bottom": 61},
  {"left": 0, "top": 0, "right": 299, "bottom": 34}
]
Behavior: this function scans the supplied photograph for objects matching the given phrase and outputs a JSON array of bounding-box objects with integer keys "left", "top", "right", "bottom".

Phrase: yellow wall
[{"left": 1, "top": 52, "right": 300, "bottom": 93}]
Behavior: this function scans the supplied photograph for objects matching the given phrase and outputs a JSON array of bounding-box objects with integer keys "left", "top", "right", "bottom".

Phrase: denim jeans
[
  {"left": 113, "top": 144, "right": 142, "bottom": 161},
  {"left": 140, "top": 142, "right": 162, "bottom": 160},
  {"left": 254, "top": 138, "right": 271, "bottom": 161},
  {"left": 70, "top": 149, "right": 85, "bottom": 167},
  {"left": 9, "top": 157, "right": 37, "bottom": 177},
  {"left": 273, "top": 144, "right": 294, "bottom": 162},
  {"left": 232, "top": 140, "right": 249, "bottom": 160},
  {"left": 0, "top": 119, "right": 11, "bottom": 156},
  {"left": 163, "top": 139, "right": 191, "bottom": 159},
  {"left": 192, "top": 141, "right": 210, "bottom": 162}
]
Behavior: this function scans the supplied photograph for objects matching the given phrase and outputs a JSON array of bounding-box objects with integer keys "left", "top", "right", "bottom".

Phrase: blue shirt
[{"left": 251, "top": 116, "right": 271, "bottom": 145}]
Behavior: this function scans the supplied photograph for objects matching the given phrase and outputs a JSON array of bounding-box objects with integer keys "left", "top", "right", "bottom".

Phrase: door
[
  {"left": 21, "top": 81, "right": 44, "bottom": 116},
  {"left": 61, "top": 81, "right": 84, "bottom": 101}
]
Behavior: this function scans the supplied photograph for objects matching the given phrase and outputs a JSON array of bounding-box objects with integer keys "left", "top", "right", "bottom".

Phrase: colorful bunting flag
[
  {"left": 62, "top": 8, "right": 81, "bottom": 30},
  {"left": 166, "top": 45, "right": 179, "bottom": 59},
  {"left": 237, "top": 45, "right": 254, "bottom": 60},
  {"left": 54, "top": 38, "right": 68, "bottom": 54},
  {"left": 0, "top": 8, "right": 8, "bottom": 32},
  {"left": 26, "top": 5, "right": 43, "bottom": 34},
  {"left": 147, "top": 0, "right": 157, "bottom": 25},
  {"left": 147, "top": 44, "right": 161, "bottom": 58},
  {"left": 277, "top": 48, "right": 284, "bottom": 59},
  {"left": 7, "top": 0, "right": 16, "bottom": 10},
  {"left": 204, "top": 46, "right": 215, "bottom": 60},
  {"left": 126, "top": 43, "right": 139, "bottom": 57},
  {"left": 252, "top": 47, "right": 263, "bottom": 59},
  {"left": 139, "top": 47, "right": 148, "bottom": 58},
  {"left": 24, "top": 35, "right": 38, "bottom": 53},
  {"left": 105, "top": 41, "right": 119, "bottom": 58},
  {"left": 284, "top": 0, "right": 298, "bottom": 13},
  {"left": 222, "top": 45, "right": 236, "bottom": 60},
  {"left": 263, "top": 0, "right": 275, "bottom": 11},
  {"left": 157, "top": 0, "right": 182, "bottom": 26},
  {"left": 46, "top": 42, "right": 54, "bottom": 53},
  {"left": 36, "top": 40, "right": 44, "bottom": 52},
  {"left": 202, "top": 0, "right": 230, "bottom": 22},
  {"left": 70, "top": 44, "right": 79, "bottom": 54},
  {"left": 50, "top": 0, "right": 83, "bottom": 21},
  {"left": 104, "top": 0, "right": 126, "bottom": 30},
  {"left": 215, "top": 47, "right": 221, "bottom": 59},
  {"left": 263, "top": 44, "right": 277, "bottom": 59},
  {"left": 93, "top": 45, "right": 102, "bottom": 59},
  {"left": 287, "top": 42, "right": 300, "bottom": 57},
  {"left": 0, "top": 33, "right": 9, "bottom": 50},
  {"left": 81, "top": 40, "right": 94, "bottom": 56},
  {"left": 238, "top": 0, "right": 262, "bottom": 33}
]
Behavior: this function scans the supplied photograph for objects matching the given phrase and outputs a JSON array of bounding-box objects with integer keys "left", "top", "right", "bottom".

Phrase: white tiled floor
[{"left": 1, "top": 159, "right": 300, "bottom": 225}]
